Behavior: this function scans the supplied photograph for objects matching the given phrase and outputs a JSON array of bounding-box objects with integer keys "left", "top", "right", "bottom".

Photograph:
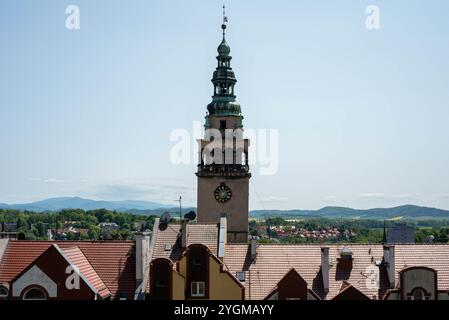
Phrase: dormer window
[
  {"left": 407, "top": 288, "right": 430, "bottom": 300},
  {"left": 22, "top": 287, "right": 47, "bottom": 300}
]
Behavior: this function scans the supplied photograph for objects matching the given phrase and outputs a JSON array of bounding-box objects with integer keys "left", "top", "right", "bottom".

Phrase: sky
[{"left": 1, "top": 0, "right": 449, "bottom": 210}]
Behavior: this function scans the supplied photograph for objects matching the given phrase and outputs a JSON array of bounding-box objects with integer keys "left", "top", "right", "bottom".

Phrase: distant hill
[
  {"left": 0, "top": 197, "right": 172, "bottom": 212},
  {"left": 250, "top": 205, "right": 449, "bottom": 220},
  {"left": 1, "top": 198, "right": 449, "bottom": 220}
]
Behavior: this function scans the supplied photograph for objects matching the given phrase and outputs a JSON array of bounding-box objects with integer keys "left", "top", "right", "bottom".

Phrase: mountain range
[
  {"left": 250, "top": 205, "right": 449, "bottom": 220},
  {"left": 1, "top": 197, "right": 449, "bottom": 220},
  {"left": 0, "top": 197, "right": 172, "bottom": 212}
]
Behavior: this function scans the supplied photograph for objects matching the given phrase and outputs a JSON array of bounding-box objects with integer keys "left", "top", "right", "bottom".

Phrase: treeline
[
  {"left": 250, "top": 217, "right": 449, "bottom": 244},
  {"left": 0, "top": 208, "right": 156, "bottom": 240}
]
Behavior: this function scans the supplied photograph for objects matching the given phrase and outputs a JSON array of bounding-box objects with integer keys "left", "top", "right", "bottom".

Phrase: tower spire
[{"left": 222, "top": 5, "right": 228, "bottom": 40}]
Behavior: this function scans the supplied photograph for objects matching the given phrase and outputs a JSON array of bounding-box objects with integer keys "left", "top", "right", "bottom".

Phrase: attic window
[
  {"left": 0, "top": 286, "right": 8, "bottom": 300},
  {"left": 191, "top": 282, "right": 205, "bottom": 297},
  {"left": 165, "top": 244, "right": 172, "bottom": 251},
  {"left": 236, "top": 272, "right": 246, "bottom": 282},
  {"left": 23, "top": 287, "right": 46, "bottom": 300}
]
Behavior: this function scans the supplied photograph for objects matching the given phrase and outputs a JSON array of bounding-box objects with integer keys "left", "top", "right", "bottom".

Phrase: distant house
[
  {"left": 0, "top": 223, "right": 18, "bottom": 240},
  {"left": 98, "top": 222, "right": 120, "bottom": 240},
  {"left": 98, "top": 222, "right": 119, "bottom": 231}
]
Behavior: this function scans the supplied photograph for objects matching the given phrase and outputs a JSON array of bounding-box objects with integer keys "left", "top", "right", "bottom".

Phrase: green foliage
[
  {"left": 250, "top": 216, "right": 449, "bottom": 244},
  {"left": 0, "top": 208, "right": 157, "bottom": 240}
]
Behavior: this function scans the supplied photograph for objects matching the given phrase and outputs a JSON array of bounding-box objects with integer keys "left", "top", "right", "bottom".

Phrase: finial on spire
[{"left": 222, "top": 5, "right": 228, "bottom": 39}]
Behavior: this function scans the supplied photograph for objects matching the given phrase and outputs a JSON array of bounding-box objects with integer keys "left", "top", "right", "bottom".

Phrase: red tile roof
[
  {"left": 0, "top": 240, "right": 135, "bottom": 299},
  {"left": 152, "top": 223, "right": 219, "bottom": 262},
  {"left": 59, "top": 245, "right": 111, "bottom": 298},
  {"left": 224, "top": 243, "right": 449, "bottom": 300}
]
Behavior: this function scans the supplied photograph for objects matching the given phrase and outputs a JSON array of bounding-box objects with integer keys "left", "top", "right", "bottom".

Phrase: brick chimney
[
  {"left": 135, "top": 231, "right": 151, "bottom": 288},
  {"left": 321, "top": 247, "right": 330, "bottom": 293},
  {"left": 338, "top": 246, "right": 353, "bottom": 270},
  {"left": 383, "top": 245, "right": 395, "bottom": 288},
  {"left": 180, "top": 218, "right": 189, "bottom": 249},
  {"left": 218, "top": 215, "right": 227, "bottom": 259},
  {"left": 250, "top": 236, "right": 257, "bottom": 261}
]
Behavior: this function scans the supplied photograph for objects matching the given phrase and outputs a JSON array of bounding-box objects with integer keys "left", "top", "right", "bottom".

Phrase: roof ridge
[{"left": 55, "top": 244, "right": 111, "bottom": 298}]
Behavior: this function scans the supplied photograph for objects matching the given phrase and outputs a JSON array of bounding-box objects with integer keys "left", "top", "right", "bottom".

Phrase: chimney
[
  {"left": 338, "top": 246, "right": 353, "bottom": 270},
  {"left": 135, "top": 231, "right": 151, "bottom": 286},
  {"left": 321, "top": 247, "right": 330, "bottom": 294},
  {"left": 250, "top": 236, "right": 257, "bottom": 261},
  {"left": 218, "top": 215, "right": 227, "bottom": 259},
  {"left": 383, "top": 245, "right": 396, "bottom": 288},
  {"left": 180, "top": 218, "right": 189, "bottom": 249}
]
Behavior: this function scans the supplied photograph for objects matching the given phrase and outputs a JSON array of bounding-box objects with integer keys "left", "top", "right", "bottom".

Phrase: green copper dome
[
  {"left": 206, "top": 20, "right": 242, "bottom": 117},
  {"left": 217, "top": 39, "right": 231, "bottom": 56}
]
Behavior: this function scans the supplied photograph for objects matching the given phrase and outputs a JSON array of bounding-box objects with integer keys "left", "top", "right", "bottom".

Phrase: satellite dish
[
  {"left": 159, "top": 212, "right": 171, "bottom": 231},
  {"left": 161, "top": 212, "right": 171, "bottom": 224},
  {"left": 184, "top": 211, "right": 196, "bottom": 221}
]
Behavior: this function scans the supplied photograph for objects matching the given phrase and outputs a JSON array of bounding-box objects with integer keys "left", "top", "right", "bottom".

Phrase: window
[
  {"left": 156, "top": 280, "right": 166, "bottom": 288},
  {"left": 23, "top": 287, "right": 47, "bottom": 300},
  {"left": 236, "top": 272, "right": 246, "bottom": 282},
  {"left": 413, "top": 290, "right": 424, "bottom": 300},
  {"left": 193, "top": 258, "right": 202, "bottom": 266},
  {"left": 0, "top": 286, "right": 8, "bottom": 300},
  {"left": 408, "top": 288, "right": 430, "bottom": 300},
  {"left": 191, "top": 282, "right": 205, "bottom": 297}
]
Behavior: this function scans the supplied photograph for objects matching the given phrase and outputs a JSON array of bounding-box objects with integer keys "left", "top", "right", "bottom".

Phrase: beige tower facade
[{"left": 196, "top": 19, "right": 250, "bottom": 243}]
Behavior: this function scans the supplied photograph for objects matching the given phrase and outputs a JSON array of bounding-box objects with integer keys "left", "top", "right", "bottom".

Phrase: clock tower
[{"left": 196, "top": 13, "right": 250, "bottom": 243}]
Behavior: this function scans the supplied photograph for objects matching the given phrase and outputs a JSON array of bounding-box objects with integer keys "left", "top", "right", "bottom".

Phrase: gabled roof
[
  {"left": 0, "top": 240, "right": 135, "bottom": 299},
  {"left": 151, "top": 223, "right": 219, "bottom": 262},
  {"left": 394, "top": 244, "right": 449, "bottom": 289},
  {"left": 58, "top": 245, "right": 111, "bottom": 299},
  {"left": 332, "top": 281, "right": 371, "bottom": 300}
]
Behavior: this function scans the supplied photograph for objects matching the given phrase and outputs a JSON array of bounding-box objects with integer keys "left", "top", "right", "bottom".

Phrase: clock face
[{"left": 214, "top": 184, "right": 232, "bottom": 203}]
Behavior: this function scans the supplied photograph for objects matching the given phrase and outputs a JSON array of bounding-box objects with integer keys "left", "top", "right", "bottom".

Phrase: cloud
[
  {"left": 323, "top": 195, "right": 338, "bottom": 201},
  {"left": 91, "top": 178, "right": 196, "bottom": 205},
  {"left": 28, "top": 177, "right": 65, "bottom": 183},
  {"left": 260, "top": 196, "right": 289, "bottom": 202},
  {"left": 43, "top": 178, "right": 65, "bottom": 183},
  {"left": 359, "top": 193, "right": 385, "bottom": 199}
]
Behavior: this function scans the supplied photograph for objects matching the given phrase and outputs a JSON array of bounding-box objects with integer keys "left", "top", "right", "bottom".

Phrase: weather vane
[{"left": 222, "top": 5, "right": 228, "bottom": 38}]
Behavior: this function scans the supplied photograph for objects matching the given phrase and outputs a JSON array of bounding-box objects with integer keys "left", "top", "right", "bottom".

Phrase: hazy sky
[{"left": 1, "top": 0, "right": 449, "bottom": 210}]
